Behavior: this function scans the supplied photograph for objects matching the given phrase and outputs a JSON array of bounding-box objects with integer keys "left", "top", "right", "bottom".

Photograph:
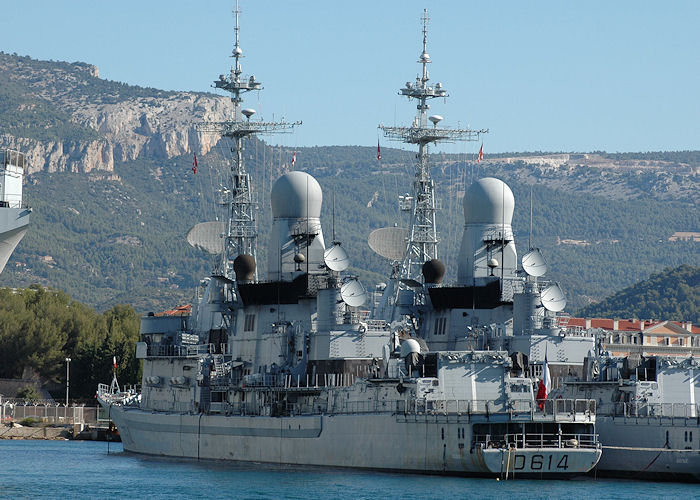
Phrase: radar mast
[
  {"left": 379, "top": 9, "right": 487, "bottom": 282},
  {"left": 199, "top": 0, "right": 300, "bottom": 282}
]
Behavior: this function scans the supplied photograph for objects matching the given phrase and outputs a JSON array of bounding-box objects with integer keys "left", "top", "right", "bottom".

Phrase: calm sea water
[{"left": 0, "top": 440, "right": 696, "bottom": 499}]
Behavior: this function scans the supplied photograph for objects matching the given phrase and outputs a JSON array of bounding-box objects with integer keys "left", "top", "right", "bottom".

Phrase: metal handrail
[
  {"left": 598, "top": 401, "right": 699, "bottom": 419},
  {"left": 473, "top": 432, "right": 599, "bottom": 450}
]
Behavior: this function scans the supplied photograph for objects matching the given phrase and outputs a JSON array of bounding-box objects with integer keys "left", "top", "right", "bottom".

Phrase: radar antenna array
[
  {"left": 324, "top": 243, "right": 350, "bottom": 272},
  {"left": 195, "top": 0, "right": 300, "bottom": 282},
  {"left": 377, "top": 9, "right": 488, "bottom": 282},
  {"left": 341, "top": 279, "right": 368, "bottom": 307},
  {"left": 522, "top": 249, "right": 547, "bottom": 277},
  {"left": 541, "top": 283, "right": 567, "bottom": 312}
]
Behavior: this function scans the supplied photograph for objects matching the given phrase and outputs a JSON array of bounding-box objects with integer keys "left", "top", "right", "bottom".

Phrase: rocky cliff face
[{"left": 0, "top": 53, "right": 231, "bottom": 173}]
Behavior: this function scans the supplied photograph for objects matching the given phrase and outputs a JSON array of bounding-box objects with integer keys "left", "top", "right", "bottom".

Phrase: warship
[
  {"left": 0, "top": 149, "right": 30, "bottom": 275},
  {"left": 98, "top": 6, "right": 602, "bottom": 477}
]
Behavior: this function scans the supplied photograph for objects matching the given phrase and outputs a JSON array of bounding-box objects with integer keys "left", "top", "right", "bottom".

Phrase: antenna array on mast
[
  {"left": 197, "top": 1, "right": 300, "bottom": 282},
  {"left": 379, "top": 9, "right": 488, "bottom": 282}
]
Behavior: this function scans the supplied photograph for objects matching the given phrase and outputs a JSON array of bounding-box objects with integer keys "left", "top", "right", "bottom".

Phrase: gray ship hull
[
  {"left": 0, "top": 207, "right": 30, "bottom": 274},
  {"left": 101, "top": 401, "right": 601, "bottom": 477},
  {"left": 595, "top": 416, "right": 700, "bottom": 481}
]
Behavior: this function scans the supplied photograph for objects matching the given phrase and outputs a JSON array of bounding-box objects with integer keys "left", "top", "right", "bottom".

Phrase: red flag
[
  {"left": 536, "top": 350, "right": 551, "bottom": 410},
  {"left": 192, "top": 154, "right": 198, "bottom": 174},
  {"left": 377, "top": 140, "right": 381, "bottom": 161},
  {"left": 477, "top": 143, "right": 483, "bottom": 163},
  {"left": 291, "top": 150, "right": 297, "bottom": 168}
]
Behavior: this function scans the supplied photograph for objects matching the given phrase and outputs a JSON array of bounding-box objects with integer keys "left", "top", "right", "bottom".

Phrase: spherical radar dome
[
  {"left": 463, "top": 177, "right": 514, "bottom": 225},
  {"left": 422, "top": 259, "right": 446, "bottom": 284},
  {"left": 270, "top": 171, "right": 323, "bottom": 218},
  {"left": 233, "top": 254, "right": 256, "bottom": 282}
]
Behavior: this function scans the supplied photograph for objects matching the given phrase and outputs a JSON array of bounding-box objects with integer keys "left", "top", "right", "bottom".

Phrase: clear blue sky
[{"left": 2, "top": 1, "right": 699, "bottom": 154}]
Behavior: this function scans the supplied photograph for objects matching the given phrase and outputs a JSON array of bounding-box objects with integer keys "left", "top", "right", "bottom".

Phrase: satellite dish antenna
[
  {"left": 522, "top": 249, "right": 547, "bottom": 277},
  {"left": 341, "top": 279, "right": 367, "bottom": 307},
  {"left": 541, "top": 283, "right": 567, "bottom": 312},
  {"left": 242, "top": 108, "right": 256, "bottom": 120},
  {"left": 368, "top": 227, "right": 409, "bottom": 261},
  {"left": 428, "top": 115, "right": 443, "bottom": 127},
  {"left": 186, "top": 222, "right": 226, "bottom": 254},
  {"left": 324, "top": 243, "right": 350, "bottom": 272}
]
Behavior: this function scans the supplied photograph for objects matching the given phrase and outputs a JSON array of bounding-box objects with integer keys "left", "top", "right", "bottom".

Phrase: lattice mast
[
  {"left": 199, "top": 1, "right": 300, "bottom": 281},
  {"left": 379, "top": 9, "right": 487, "bottom": 281}
]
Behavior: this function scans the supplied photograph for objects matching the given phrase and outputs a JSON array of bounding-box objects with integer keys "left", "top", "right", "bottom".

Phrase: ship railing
[
  {"left": 408, "top": 398, "right": 595, "bottom": 421},
  {"left": 240, "top": 372, "right": 360, "bottom": 389},
  {"left": 0, "top": 200, "right": 25, "bottom": 209},
  {"left": 146, "top": 343, "right": 223, "bottom": 358},
  {"left": 473, "top": 432, "right": 599, "bottom": 450},
  {"left": 598, "top": 401, "right": 699, "bottom": 419}
]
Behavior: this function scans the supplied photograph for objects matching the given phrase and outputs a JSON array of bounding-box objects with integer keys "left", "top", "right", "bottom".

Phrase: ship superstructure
[{"left": 0, "top": 149, "right": 30, "bottom": 274}]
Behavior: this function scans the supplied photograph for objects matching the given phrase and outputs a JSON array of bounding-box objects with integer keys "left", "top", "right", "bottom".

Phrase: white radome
[
  {"left": 270, "top": 171, "right": 323, "bottom": 218},
  {"left": 400, "top": 339, "right": 421, "bottom": 358},
  {"left": 463, "top": 177, "right": 514, "bottom": 225}
]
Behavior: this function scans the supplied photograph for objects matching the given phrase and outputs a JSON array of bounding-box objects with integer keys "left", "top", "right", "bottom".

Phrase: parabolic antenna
[
  {"left": 341, "top": 279, "right": 367, "bottom": 307},
  {"left": 324, "top": 243, "right": 350, "bottom": 272},
  {"left": 186, "top": 222, "right": 226, "bottom": 255},
  {"left": 522, "top": 249, "right": 547, "bottom": 277},
  {"left": 540, "top": 283, "right": 567, "bottom": 312},
  {"left": 368, "top": 227, "right": 409, "bottom": 261}
]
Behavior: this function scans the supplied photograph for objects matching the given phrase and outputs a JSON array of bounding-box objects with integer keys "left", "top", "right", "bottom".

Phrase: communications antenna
[
  {"left": 379, "top": 9, "right": 488, "bottom": 282},
  {"left": 198, "top": 1, "right": 301, "bottom": 281}
]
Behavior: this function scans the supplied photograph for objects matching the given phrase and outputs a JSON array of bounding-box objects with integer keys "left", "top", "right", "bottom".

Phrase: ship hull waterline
[{"left": 100, "top": 400, "right": 601, "bottom": 478}]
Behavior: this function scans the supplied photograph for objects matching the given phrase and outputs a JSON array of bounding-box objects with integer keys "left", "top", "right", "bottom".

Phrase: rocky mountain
[{"left": 0, "top": 52, "right": 229, "bottom": 173}]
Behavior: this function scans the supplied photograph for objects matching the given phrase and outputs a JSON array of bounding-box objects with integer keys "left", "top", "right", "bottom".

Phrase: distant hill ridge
[{"left": 577, "top": 265, "right": 700, "bottom": 324}]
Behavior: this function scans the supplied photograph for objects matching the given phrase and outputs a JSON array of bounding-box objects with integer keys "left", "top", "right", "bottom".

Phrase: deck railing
[
  {"left": 473, "top": 432, "right": 599, "bottom": 450},
  {"left": 207, "top": 397, "right": 596, "bottom": 420},
  {"left": 597, "top": 401, "right": 699, "bottom": 419}
]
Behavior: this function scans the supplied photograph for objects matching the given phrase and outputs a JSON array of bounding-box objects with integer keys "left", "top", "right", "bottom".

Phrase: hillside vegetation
[
  {"left": 0, "top": 286, "right": 140, "bottom": 398},
  {"left": 576, "top": 265, "right": 700, "bottom": 324}
]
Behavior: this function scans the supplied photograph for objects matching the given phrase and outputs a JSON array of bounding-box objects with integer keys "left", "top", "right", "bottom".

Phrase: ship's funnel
[{"left": 268, "top": 171, "right": 326, "bottom": 281}]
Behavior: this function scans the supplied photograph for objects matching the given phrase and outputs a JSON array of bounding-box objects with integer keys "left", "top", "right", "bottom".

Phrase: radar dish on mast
[
  {"left": 541, "top": 283, "right": 566, "bottom": 312},
  {"left": 368, "top": 227, "right": 409, "bottom": 261},
  {"left": 324, "top": 243, "right": 350, "bottom": 271},
  {"left": 341, "top": 279, "right": 367, "bottom": 307},
  {"left": 186, "top": 222, "right": 226, "bottom": 254},
  {"left": 522, "top": 249, "right": 547, "bottom": 277}
]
